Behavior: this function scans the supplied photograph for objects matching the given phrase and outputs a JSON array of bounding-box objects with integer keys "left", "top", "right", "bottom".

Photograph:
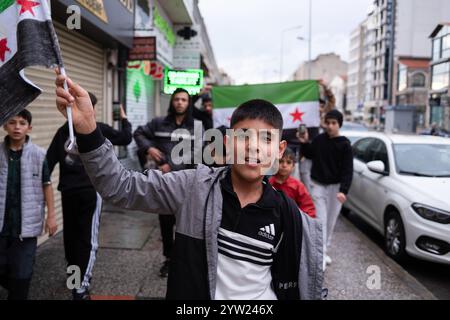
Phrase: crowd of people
[{"left": 0, "top": 75, "right": 353, "bottom": 300}]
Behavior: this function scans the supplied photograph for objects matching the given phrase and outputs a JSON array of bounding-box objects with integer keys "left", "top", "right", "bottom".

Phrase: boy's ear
[{"left": 278, "top": 140, "right": 287, "bottom": 159}]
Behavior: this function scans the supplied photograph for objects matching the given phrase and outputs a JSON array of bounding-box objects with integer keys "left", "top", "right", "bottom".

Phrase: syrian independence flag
[
  {"left": 0, "top": 0, "right": 62, "bottom": 125},
  {"left": 212, "top": 81, "right": 320, "bottom": 129}
]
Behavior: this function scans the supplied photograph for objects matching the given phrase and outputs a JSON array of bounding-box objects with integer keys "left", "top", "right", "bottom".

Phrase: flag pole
[
  {"left": 59, "top": 67, "right": 75, "bottom": 150},
  {"left": 40, "top": 0, "right": 75, "bottom": 150}
]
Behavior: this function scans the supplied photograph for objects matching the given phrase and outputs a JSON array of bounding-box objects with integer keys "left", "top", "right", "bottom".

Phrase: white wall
[{"left": 396, "top": 0, "right": 450, "bottom": 58}]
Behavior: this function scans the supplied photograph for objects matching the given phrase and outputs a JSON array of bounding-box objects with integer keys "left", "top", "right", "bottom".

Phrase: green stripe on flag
[
  {"left": 212, "top": 80, "right": 319, "bottom": 109},
  {"left": 0, "top": 0, "right": 15, "bottom": 14}
]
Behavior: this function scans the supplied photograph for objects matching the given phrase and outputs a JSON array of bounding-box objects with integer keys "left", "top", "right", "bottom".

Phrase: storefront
[{"left": 0, "top": 0, "right": 135, "bottom": 242}]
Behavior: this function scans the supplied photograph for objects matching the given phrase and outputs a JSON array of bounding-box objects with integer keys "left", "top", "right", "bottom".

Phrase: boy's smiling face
[{"left": 225, "top": 118, "right": 287, "bottom": 183}]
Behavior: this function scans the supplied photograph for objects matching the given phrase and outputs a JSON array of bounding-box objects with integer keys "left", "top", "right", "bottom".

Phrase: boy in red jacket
[{"left": 270, "top": 148, "right": 316, "bottom": 218}]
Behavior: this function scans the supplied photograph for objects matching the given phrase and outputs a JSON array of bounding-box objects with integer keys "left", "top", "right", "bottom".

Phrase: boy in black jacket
[
  {"left": 46, "top": 92, "right": 132, "bottom": 300},
  {"left": 298, "top": 110, "right": 353, "bottom": 270}
]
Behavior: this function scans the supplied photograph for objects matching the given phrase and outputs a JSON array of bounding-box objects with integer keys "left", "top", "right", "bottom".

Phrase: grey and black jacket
[
  {"left": 77, "top": 128, "right": 324, "bottom": 300},
  {"left": 134, "top": 91, "right": 203, "bottom": 171},
  {"left": 133, "top": 116, "right": 203, "bottom": 171}
]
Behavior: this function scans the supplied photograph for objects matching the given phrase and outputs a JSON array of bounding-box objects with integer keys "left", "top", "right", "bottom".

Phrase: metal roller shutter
[{"left": 0, "top": 22, "right": 106, "bottom": 244}]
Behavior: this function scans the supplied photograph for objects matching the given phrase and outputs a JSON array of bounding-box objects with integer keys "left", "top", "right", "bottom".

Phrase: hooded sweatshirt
[{"left": 301, "top": 133, "right": 353, "bottom": 194}]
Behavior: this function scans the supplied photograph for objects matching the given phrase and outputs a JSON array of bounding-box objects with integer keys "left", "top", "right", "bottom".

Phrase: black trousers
[
  {"left": 159, "top": 215, "right": 175, "bottom": 259},
  {"left": 61, "top": 188, "right": 101, "bottom": 292},
  {"left": 0, "top": 237, "right": 37, "bottom": 300}
]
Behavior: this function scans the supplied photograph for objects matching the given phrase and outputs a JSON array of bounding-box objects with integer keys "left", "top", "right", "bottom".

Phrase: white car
[{"left": 343, "top": 133, "right": 450, "bottom": 264}]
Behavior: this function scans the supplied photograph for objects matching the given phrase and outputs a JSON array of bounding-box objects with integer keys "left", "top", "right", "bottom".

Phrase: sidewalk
[
  {"left": 0, "top": 203, "right": 168, "bottom": 300},
  {"left": 324, "top": 217, "right": 436, "bottom": 300},
  {"left": 0, "top": 205, "right": 436, "bottom": 300}
]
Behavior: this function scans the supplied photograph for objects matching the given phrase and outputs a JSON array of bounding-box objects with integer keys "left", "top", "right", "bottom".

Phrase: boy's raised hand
[
  {"left": 55, "top": 69, "right": 97, "bottom": 135},
  {"left": 297, "top": 129, "right": 309, "bottom": 143}
]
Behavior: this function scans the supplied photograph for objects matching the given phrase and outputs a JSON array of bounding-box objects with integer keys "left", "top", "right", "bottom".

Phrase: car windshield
[
  {"left": 394, "top": 144, "right": 450, "bottom": 177},
  {"left": 346, "top": 135, "right": 363, "bottom": 145},
  {"left": 341, "top": 123, "right": 368, "bottom": 132}
]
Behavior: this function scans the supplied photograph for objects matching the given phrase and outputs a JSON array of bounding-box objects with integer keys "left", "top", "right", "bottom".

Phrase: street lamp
[
  {"left": 308, "top": 0, "right": 312, "bottom": 79},
  {"left": 280, "top": 25, "right": 303, "bottom": 82}
]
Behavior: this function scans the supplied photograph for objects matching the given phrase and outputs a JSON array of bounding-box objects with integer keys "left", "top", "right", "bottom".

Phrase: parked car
[
  {"left": 420, "top": 128, "right": 450, "bottom": 138},
  {"left": 344, "top": 133, "right": 450, "bottom": 264},
  {"left": 341, "top": 122, "right": 369, "bottom": 132},
  {"left": 340, "top": 130, "right": 373, "bottom": 145}
]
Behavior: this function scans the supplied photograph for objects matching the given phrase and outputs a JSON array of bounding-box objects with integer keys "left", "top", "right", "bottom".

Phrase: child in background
[
  {"left": 270, "top": 148, "right": 316, "bottom": 218},
  {"left": 0, "top": 110, "right": 57, "bottom": 300}
]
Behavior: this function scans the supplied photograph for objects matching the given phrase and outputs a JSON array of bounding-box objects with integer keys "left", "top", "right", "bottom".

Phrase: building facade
[
  {"left": 0, "top": 0, "right": 136, "bottom": 242},
  {"left": 346, "top": 18, "right": 376, "bottom": 122},
  {"left": 348, "top": 0, "right": 450, "bottom": 126},
  {"left": 429, "top": 23, "right": 450, "bottom": 131},
  {"left": 291, "top": 53, "right": 348, "bottom": 85},
  {"left": 393, "top": 57, "right": 430, "bottom": 128}
]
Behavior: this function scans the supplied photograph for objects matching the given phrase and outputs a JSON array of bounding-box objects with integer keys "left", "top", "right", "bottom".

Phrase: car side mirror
[{"left": 367, "top": 161, "right": 388, "bottom": 176}]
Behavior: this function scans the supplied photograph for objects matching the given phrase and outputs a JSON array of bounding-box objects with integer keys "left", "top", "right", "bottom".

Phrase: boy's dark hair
[
  {"left": 88, "top": 92, "right": 98, "bottom": 108},
  {"left": 325, "top": 109, "right": 343, "bottom": 128},
  {"left": 16, "top": 109, "right": 32, "bottom": 125},
  {"left": 202, "top": 97, "right": 212, "bottom": 104},
  {"left": 281, "top": 147, "right": 296, "bottom": 162},
  {"left": 230, "top": 99, "right": 283, "bottom": 131}
]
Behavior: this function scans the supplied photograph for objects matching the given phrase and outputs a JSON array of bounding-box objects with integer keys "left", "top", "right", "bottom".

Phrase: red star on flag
[
  {"left": 17, "top": 0, "right": 40, "bottom": 16},
  {"left": 0, "top": 38, "right": 11, "bottom": 62},
  {"left": 290, "top": 108, "right": 305, "bottom": 123}
]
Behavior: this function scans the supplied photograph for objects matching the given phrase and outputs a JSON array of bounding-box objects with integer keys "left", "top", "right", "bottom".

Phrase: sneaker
[
  {"left": 72, "top": 289, "right": 91, "bottom": 300},
  {"left": 159, "top": 260, "right": 170, "bottom": 278},
  {"left": 325, "top": 255, "right": 332, "bottom": 266}
]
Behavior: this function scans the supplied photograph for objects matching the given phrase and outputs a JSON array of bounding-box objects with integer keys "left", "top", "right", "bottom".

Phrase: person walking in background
[
  {"left": 298, "top": 109, "right": 353, "bottom": 271},
  {"left": 269, "top": 148, "right": 316, "bottom": 218},
  {"left": 46, "top": 93, "right": 132, "bottom": 300},
  {"left": 300, "top": 80, "right": 337, "bottom": 192},
  {"left": 0, "top": 110, "right": 57, "bottom": 300},
  {"left": 193, "top": 85, "right": 214, "bottom": 131},
  {"left": 133, "top": 88, "right": 202, "bottom": 279}
]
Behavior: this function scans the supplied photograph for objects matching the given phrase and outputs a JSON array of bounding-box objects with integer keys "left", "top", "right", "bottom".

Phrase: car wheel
[{"left": 384, "top": 210, "right": 407, "bottom": 262}]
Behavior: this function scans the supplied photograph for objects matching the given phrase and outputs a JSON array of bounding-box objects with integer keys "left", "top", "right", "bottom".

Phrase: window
[
  {"left": 397, "top": 65, "right": 407, "bottom": 91},
  {"left": 443, "top": 34, "right": 450, "bottom": 59},
  {"left": 433, "top": 38, "right": 442, "bottom": 61},
  {"left": 353, "top": 138, "right": 374, "bottom": 163},
  {"left": 368, "top": 139, "right": 390, "bottom": 173},
  {"left": 431, "top": 62, "right": 450, "bottom": 91},
  {"left": 411, "top": 72, "right": 426, "bottom": 88}
]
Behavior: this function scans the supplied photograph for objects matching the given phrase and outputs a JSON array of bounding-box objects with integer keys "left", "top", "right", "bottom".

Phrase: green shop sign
[
  {"left": 164, "top": 68, "right": 204, "bottom": 95},
  {"left": 153, "top": 5, "right": 176, "bottom": 47}
]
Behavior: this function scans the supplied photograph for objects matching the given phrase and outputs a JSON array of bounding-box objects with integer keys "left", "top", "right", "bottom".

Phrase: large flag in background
[
  {"left": 212, "top": 80, "right": 320, "bottom": 129},
  {"left": 0, "top": 0, "right": 62, "bottom": 125}
]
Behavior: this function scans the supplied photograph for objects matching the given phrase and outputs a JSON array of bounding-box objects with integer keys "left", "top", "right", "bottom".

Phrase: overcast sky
[{"left": 198, "top": 0, "right": 374, "bottom": 84}]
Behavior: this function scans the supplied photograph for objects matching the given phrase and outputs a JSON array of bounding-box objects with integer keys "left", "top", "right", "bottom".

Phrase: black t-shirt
[{"left": 216, "top": 169, "right": 284, "bottom": 299}]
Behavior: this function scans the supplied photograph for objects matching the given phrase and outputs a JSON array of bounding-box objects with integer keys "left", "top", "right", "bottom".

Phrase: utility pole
[{"left": 308, "top": 0, "right": 312, "bottom": 79}]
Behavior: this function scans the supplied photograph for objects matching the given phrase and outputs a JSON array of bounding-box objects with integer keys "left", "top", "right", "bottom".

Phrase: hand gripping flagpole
[{"left": 41, "top": 0, "right": 75, "bottom": 150}]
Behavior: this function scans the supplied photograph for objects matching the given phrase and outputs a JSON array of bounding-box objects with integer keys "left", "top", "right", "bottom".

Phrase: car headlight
[{"left": 412, "top": 203, "right": 450, "bottom": 224}]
